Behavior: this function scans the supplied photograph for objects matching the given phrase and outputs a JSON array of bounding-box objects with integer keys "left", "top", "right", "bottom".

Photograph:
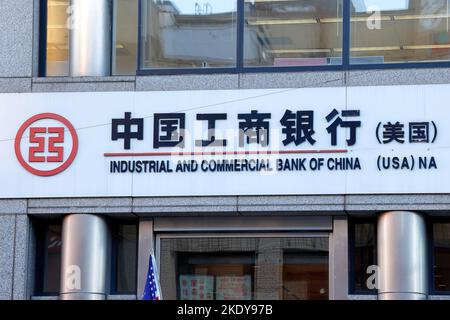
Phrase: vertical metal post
[
  {"left": 377, "top": 211, "right": 428, "bottom": 300},
  {"left": 329, "top": 216, "right": 348, "bottom": 300},
  {"left": 60, "top": 214, "right": 109, "bottom": 300},
  {"left": 69, "top": 0, "right": 112, "bottom": 76},
  {"left": 342, "top": 0, "right": 350, "bottom": 68},
  {"left": 236, "top": 0, "right": 245, "bottom": 72}
]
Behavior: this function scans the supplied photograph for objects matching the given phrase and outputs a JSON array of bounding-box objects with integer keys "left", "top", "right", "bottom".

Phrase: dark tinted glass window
[
  {"left": 35, "top": 222, "right": 62, "bottom": 296},
  {"left": 112, "top": 223, "right": 138, "bottom": 294},
  {"left": 350, "top": 221, "right": 376, "bottom": 293},
  {"left": 433, "top": 223, "right": 450, "bottom": 292},
  {"left": 283, "top": 251, "right": 329, "bottom": 300}
]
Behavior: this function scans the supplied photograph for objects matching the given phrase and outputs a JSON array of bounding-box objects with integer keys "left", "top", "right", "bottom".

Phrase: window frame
[
  {"left": 39, "top": 0, "right": 450, "bottom": 77},
  {"left": 348, "top": 217, "right": 450, "bottom": 297},
  {"left": 38, "top": 0, "right": 48, "bottom": 78},
  {"left": 33, "top": 218, "right": 63, "bottom": 297},
  {"left": 348, "top": 218, "right": 377, "bottom": 295},
  {"left": 137, "top": 0, "right": 349, "bottom": 75},
  {"left": 156, "top": 232, "right": 331, "bottom": 300},
  {"left": 38, "top": 0, "right": 138, "bottom": 77},
  {"left": 430, "top": 218, "right": 450, "bottom": 296},
  {"left": 136, "top": 0, "right": 450, "bottom": 75},
  {"left": 137, "top": 0, "right": 244, "bottom": 75},
  {"left": 110, "top": 221, "right": 139, "bottom": 295}
]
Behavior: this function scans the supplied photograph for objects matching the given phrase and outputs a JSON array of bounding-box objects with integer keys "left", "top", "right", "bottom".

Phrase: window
[
  {"left": 113, "top": 0, "right": 139, "bottom": 75},
  {"left": 34, "top": 220, "right": 62, "bottom": 296},
  {"left": 177, "top": 252, "right": 255, "bottom": 299},
  {"left": 34, "top": 219, "right": 137, "bottom": 296},
  {"left": 111, "top": 222, "right": 138, "bottom": 294},
  {"left": 244, "top": 0, "right": 343, "bottom": 67},
  {"left": 44, "top": 0, "right": 69, "bottom": 76},
  {"left": 41, "top": 0, "right": 138, "bottom": 76},
  {"left": 283, "top": 251, "right": 328, "bottom": 300},
  {"left": 159, "top": 236, "right": 329, "bottom": 300},
  {"left": 349, "top": 220, "right": 377, "bottom": 294},
  {"left": 350, "top": 0, "right": 450, "bottom": 64},
  {"left": 40, "top": 0, "right": 450, "bottom": 76},
  {"left": 433, "top": 223, "right": 450, "bottom": 293},
  {"left": 140, "top": 0, "right": 238, "bottom": 69}
]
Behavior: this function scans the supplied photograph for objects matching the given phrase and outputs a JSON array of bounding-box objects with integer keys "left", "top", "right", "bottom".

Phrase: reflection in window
[
  {"left": 351, "top": 0, "right": 450, "bottom": 64},
  {"left": 352, "top": 222, "right": 376, "bottom": 293},
  {"left": 44, "top": 0, "right": 138, "bottom": 76},
  {"left": 46, "top": 0, "right": 69, "bottom": 76},
  {"left": 178, "top": 253, "right": 255, "bottom": 300},
  {"left": 283, "top": 251, "right": 328, "bottom": 300},
  {"left": 112, "top": 223, "right": 138, "bottom": 294},
  {"left": 113, "top": 0, "right": 139, "bottom": 75},
  {"left": 140, "top": 0, "right": 237, "bottom": 69},
  {"left": 35, "top": 222, "right": 62, "bottom": 295},
  {"left": 244, "top": 0, "right": 343, "bottom": 67},
  {"left": 160, "top": 237, "right": 329, "bottom": 300},
  {"left": 433, "top": 223, "right": 450, "bottom": 292}
]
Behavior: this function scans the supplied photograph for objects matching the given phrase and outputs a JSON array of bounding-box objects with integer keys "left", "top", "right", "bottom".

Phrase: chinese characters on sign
[
  {"left": 110, "top": 109, "right": 363, "bottom": 150},
  {"left": 3, "top": 86, "right": 448, "bottom": 198},
  {"left": 111, "top": 112, "right": 143, "bottom": 150},
  {"left": 106, "top": 109, "right": 438, "bottom": 175},
  {"left": 376, "top": 121, "right": 437, "bottom": 144},
  {"left": 326, "top": 109, "right": 361, "bottom": 146}
]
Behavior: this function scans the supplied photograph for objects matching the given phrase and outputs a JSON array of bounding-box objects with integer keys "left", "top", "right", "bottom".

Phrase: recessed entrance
[{"left": 157, "top": 234, "right": 329, "bottom": 300}]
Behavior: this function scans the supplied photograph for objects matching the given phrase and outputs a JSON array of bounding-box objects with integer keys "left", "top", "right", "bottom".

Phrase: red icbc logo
[{"left": 15, "top": 113, "right": 78, "bottom": 176}]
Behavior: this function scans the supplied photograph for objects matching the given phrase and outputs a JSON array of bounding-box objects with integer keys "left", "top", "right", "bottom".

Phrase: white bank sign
[{"left": 0, "top": 84, "right": 448, "bottom": 198}]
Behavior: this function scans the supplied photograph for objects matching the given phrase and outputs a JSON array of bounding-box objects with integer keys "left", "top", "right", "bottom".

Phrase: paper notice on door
[
  {"left": 216, "top": 275, "right": 252, "bottom": 300},
  {"left": 179, "top": 275, "right": 214, "bottom": 300}
]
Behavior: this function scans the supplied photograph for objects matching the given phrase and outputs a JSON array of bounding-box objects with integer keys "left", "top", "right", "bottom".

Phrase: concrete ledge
[
  {"left": 136, "top": 74, "right": 239, "bottom": 91},
  {"left": 347, "top": 294, "right": 377, "bottom": 300},
  {"left": 107, "top": 294, "right": 137, "bottom": 300},
  {"left": 345, "top": 194, "right": 450, "bottom": 215},
  {"left": 31, "top": 296, "right": 58, "bottom": 300},
  {"left": 18, "top": 194, "right": 450, "bottom": 216},
  {"left": 133, "top": 196, "right": 238, "bottom": 216},
  {"left": 27, "top": 198, "right": 133, "bottom": 216},
  {"left": 32, "top": 76, "right": 136, "bottom": 92},
  {"left": 0, "top": 200, "right": 27, "bottom": 215},
  {"left": 239, "top": 71, "right": 345, "bottom": 89},
  {"left": 0, "top": 78, "right": 31, "bottom": 93},
  {"left": 238, "top": 195, "right": 346, "bottom": 215},
  {"left": 429, "top": 295, "right": 450, "bottom": 300},
  {"left": 133, "top": 195, "right": 346, "bottom": 216},
  {"left": 33, "top": 76, "right": 136, "bottom": 83},
  {"left": 154, "top": 216, "right": 332, "bottom": 231},
  {"left": 347, "top": 68, "right": 450, "bottom": 87}
]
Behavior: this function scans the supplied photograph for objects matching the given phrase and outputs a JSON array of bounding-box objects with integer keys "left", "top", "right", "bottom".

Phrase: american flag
[{"left": 142, "top": 251, "right": 162, "bottom": 300}]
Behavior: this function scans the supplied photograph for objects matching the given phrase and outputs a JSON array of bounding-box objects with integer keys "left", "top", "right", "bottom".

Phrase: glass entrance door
[{"left": 157, "top": 235, "right": 329, "bottom": 300}]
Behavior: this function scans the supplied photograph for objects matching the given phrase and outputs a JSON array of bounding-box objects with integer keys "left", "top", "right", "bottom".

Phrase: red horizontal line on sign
[{"left": 104, "top": 149, "right": 348, "bottom": 157}]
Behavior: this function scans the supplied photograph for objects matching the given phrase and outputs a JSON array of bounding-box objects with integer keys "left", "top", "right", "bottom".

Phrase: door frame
[{"left": 137, "top": 216, "right": 348, "bottom": 299}]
